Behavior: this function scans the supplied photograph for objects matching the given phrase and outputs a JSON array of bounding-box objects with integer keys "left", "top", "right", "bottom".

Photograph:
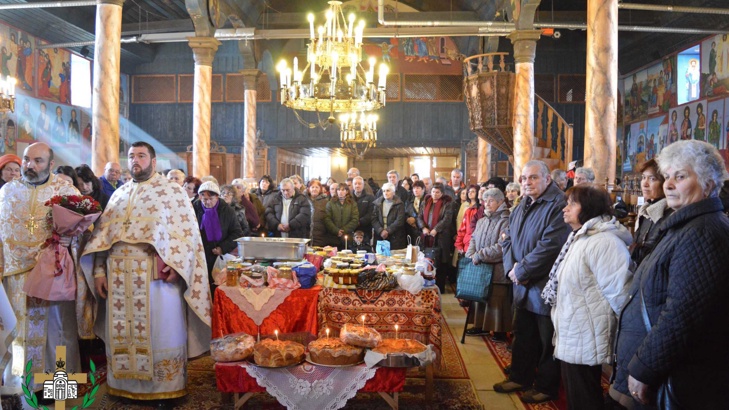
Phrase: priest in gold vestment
[
  {"left": 0, "top": 142, "right": 82, "bottom": 388},
  {"left": 81, "top": 142, "right": 211, "bottom": 401}
]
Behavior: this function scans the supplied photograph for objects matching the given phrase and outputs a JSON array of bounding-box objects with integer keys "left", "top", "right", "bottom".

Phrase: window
[{"left": 70, "top": 54, "right": 91, "bottom": 108}]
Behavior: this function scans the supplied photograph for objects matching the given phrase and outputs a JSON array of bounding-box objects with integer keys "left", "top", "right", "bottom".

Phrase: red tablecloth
[
  {"left": 212, "top": 286, "right": 321, "bottom": 338},
  {"left": 215, "top": 361, "right": 406, "bottom": 393},
  {"left": 318, "top": 287, "right": 443, "bottom": 366}
]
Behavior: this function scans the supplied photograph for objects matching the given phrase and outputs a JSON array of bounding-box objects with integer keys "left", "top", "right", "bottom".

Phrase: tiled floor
[{"left": 440, "top": 289, "right": 526, "bottom": 410}]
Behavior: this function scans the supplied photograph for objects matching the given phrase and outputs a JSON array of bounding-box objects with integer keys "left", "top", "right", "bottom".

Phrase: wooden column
[
  {"left": 188, "top": 37, "right": 220, "bottom": 178},
  {"left": 584, "top": 0, "right": 618, "bottom": 189},
  {"left": 508, "top": 30, "right": 541, "bottom": 181},
  {"left": 241, "top": 69, "right": 261, "bottom": 179},
  {"left": 91, "top": 0, "right": 124, "bottom": 176},
  {"left": 478, "top": 137, "right": 491, "bottom": 183}
]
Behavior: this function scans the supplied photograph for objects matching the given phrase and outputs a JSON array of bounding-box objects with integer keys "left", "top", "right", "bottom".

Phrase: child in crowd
[{"left": 350, "top": 230, "right": 372, "bottom": 253}]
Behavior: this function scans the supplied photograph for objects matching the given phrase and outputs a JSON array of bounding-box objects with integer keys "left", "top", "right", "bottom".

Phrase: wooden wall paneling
[
  {"left": 178, "top": 74, "right": 223, "bottom": 103},
  {"left": 132, "top": 75, "right": 176, "bottom": 103}
]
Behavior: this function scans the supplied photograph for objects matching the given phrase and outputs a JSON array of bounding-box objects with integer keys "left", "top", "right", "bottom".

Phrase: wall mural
[{"left": 35, "top": 39, "right": 72, "bottom": 103}]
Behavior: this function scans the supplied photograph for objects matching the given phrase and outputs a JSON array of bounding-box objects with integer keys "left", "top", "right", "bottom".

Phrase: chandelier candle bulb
[
  {"left": 348, "top": 13, "right": 355, "bottom": 38},
  {"left": 308, "top": 14, "right": 315, "bottom": 40},
  {"left": 293, "top": 57, "right": 298, "bottom": 82}
]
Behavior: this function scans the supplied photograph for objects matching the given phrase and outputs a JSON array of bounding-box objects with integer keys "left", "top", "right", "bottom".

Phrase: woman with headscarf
[
  {"left": 324, "top": 184, "right": 359, "bottom": 249},
  {"left": 0, "top": 154, "right": 21, "bottom": 189},
  {"left": 542, "top": 184, "right": 632, "bottom": 409},
  {"left": 74, "top": 164, "right": 109, "bottom": 209},
  {"left": 611, "top": 140, "right": 729, "bottom": 409},
  {"left": 417, "top": 182, "right": 456, "bottom": 292},
  {"left": 372, "top": 182, "right": 407, "bottom": 250},
  {"left": 465, "top": 188, "right": 512, "bottom": 339},
  {"left": 193, "top": 181, "right": 244, "bottom": 292}
]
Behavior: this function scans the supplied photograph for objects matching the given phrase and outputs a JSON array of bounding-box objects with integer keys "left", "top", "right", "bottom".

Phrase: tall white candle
[
  {"left": 395, "top": 324, "right": 399, "bottom": 340},
  {"left": 348, "top": 14, "right": 355, "bottom": 39},
  {"left": 293, "top": 57, "right": 298, "bottom": 82},
  {"left": 308, "top": 14, "right": 315, "bottom": 40}
]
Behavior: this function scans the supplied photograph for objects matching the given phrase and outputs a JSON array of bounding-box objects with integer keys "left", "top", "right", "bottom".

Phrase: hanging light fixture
[
  {"left": 0, "top": 76, "right": 17, "bottom": 113},
  {"left": 278, "top": 1, "right": 388, "bottom": 129},
  {"left": 340, "top": 111, "right": 377, "bottom": 158}
]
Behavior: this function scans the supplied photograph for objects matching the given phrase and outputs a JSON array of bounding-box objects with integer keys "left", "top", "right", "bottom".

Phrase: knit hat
[
  {"left": 0, "top": 154, "right": 21, "bottom": 171},
  {"left": 198, "top": 181, "right": 220, "bottom": 196}
]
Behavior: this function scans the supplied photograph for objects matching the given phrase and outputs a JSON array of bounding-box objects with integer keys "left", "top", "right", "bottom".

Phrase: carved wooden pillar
[
  {"left": 240, "top": 69, "right": 261, "bottom": 179},
  {"left": 91, "top": 0, "right": 124, "bottom": 176},
  {"left": 584, "top": 0, "right": 618, "bottom": 189},
  {"left": 508, "top": 30, "right": 541, "bottom": 181},
  {"left": 478, "top": 138, "right": 491, "bottom": 183},
  {"left": 188, "top": 37, "right": 220, "bottom": 178}
]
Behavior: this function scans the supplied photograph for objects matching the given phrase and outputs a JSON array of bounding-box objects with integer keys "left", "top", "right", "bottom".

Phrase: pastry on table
[
  {"left": 339, "top": 323, "right": 382, "bottom": 348},
  {"left": 253, "top": 338, "right": 306, "bottom": 367},
  {"left": 210, "top": 333, "right": 255, "bottom": 362},
  {"left": 308, "top": 337, "right": 364, "bottom": 366},
  {"left": 372, "top": 338, "right": 427, "bottom": 355}
]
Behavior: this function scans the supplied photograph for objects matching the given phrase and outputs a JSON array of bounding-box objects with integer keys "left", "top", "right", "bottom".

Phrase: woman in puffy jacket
[
  {"left": 455, "top": 185, "right": 480, "bottom": 256},
  {"left": 541, "top": 184, "right": 633, "bottom": 409},
  {"left": 307, "top": 179, "right": 336, "bottom": 247},
  {"left": 324, "top": 184, "right": 359, "bottom": 249}
]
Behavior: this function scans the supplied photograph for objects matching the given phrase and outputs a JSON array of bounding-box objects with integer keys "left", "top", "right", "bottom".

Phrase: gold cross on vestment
[
  {"left": 26, "top": 215, "right": 39, "bottom": 236},
  {"left": 122, "top": 219, "right": 132, "bottom": 232},
  {"left": 33, "top": 346, "right": 88, "bottom": 410}
]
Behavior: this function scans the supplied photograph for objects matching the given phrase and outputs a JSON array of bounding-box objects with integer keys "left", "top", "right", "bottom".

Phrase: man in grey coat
[{"left": 493, "top": 160, "right": 570, "bottom": 404}]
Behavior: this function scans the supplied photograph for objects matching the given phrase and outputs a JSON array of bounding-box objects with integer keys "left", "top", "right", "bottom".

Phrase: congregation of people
[{"left": 0, "top": 138, "right": 728, "bottom": 409}]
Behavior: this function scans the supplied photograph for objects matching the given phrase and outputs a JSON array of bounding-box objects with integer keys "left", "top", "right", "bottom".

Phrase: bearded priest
[{"left": 81, "top": 141, "right": 211, "bottom": 404}]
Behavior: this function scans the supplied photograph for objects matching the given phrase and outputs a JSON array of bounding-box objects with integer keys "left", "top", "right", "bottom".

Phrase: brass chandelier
[
  {"left": 340, "top": 111, "right": 377, "bottom": 158},
  {"left": 277, "top": 1, "right": 388, "bottom": 129},
  {"left": 0, "top": 76, "right": 17, "bottom": 113}
]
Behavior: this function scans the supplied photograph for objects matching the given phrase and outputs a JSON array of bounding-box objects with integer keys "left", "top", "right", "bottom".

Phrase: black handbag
[
  {"left": 639, "top": 288, "right": 685, "bottom": 410},
  {"left": 422, "top": 235, "right": 441, "bottom": 264}
]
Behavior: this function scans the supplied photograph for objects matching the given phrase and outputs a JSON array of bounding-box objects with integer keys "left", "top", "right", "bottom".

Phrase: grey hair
[
  {"left": 550, "top": 169, "right": 567, "bottom": 182},
  {"left": 483, "top": 188, "right": 505, "bottom": 202},
  {"left": 386, "top": 169, "right": 399, "bottom": 179},
  {"left": 279, "top": 177, "right": 294, "bottom": 189},
  {"left": 506, "top": 182, "right": 521, "bottom": 193},
  {"left": 353, "top": 176, "right": 364, "bottom": 184},
  {"left": 381, "top": 182, "right": 396, "bottom": 192},
  {"left": 657, "top": 140, "right": 728, "bottom": 197},
  {"left": 451, "top": 168, "right": 463, "bottom": 176},
  {"left": 575, "top": 167, "right": 595, "bottom": 182},
  {"left": 435, "top": 176, "right": 448, "bottom": 184},
  {"left": 523, "top": 160, "right": 550, "bottom": 177},
  {"left": 289, "top": 174, "right": 304, "bottom": 185}
]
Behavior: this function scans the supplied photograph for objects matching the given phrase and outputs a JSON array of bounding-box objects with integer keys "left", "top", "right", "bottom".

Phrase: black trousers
[
  {"left": 561, "top": 362, "right": 603, "bottom": 410},
  {"left": 509, "top": 308, "right": 561, "bottom": 397}
]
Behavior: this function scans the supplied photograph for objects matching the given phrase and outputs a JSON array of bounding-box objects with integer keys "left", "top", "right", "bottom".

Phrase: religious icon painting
[
  {"left": 706, "top": 99, "right": 724, "bottom": 149},
  {"left": 34, "top": 39, "right": 71, "bottom": 104}
]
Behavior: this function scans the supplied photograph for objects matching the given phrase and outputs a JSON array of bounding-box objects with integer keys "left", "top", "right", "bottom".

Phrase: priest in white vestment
[
  {"left": 81, "top": 142, "right": 211, "bottom": 401},
  {"left": 0, "top": 142, "right": 82, "bottom": 389}
]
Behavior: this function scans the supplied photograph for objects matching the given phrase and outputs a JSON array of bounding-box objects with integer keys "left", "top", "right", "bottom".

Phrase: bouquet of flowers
[{"left": 23, "top": 195, "right": 102, "bottom": 301}]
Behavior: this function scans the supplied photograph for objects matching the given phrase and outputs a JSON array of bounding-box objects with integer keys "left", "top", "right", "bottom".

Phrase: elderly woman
[
  {"left": 325, "top": 184, "right": 360, "bottom": 248},
  {"left": 0, "top": 154, "right": 21, "bottom": 189},
  {"left": 631, "top": 159, "right": 673, "bottom": 267},
  {"left": 75, "top": 164, "right": 109, "bottom": 209},
  {"left": 193, "top": 181, "right": 244, "bottom": 291},
  {"left": 309, "top": 179, "right": 337, "bottom": 246},
  {"left": 418, "top": 182, "right": 456, "bottom": 292},
  {"left": 220, "top": 184, "right": 251, "bottom": 237},
  {"left": 372, "top": 182, "right": 407, "bottom": 250},
  {"left": 541, "top": 184, "right": 632, "bottom": 409},
  {"left": 505, "top": 182, "right": 521, "bottom": 205},
  {"left": 183, "top": 176, "right": 202, "bottom": 202},
  {"left": 465, "top": 188, "right": 511, "bottom": 338},
  {"left": 611, "top": 140, "right": 729, "bottom": 409}
]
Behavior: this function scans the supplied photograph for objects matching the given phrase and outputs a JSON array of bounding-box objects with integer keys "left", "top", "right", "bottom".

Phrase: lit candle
[
  {"left": 378, "top": 63, "right": 388, "bottom": 88},
  {"left": 308, "top": 14, "right": 315, "bottom": 40},
  {"left": 293, "top": 57, "right": 298, "bottom": 82},
  {"left": 262, "top": 233, "right": 265, "bottom": 238},
  {"left": 345, "top": 235, "right": 348, "bottom": 250},
  {"left": 361, "top": 314, "right": 366, "bottom": 327},
  {"left": 368, "top": 57, "right": 375, "bottom": 83},
  {"left": 348, "top": 13, "right": 355, "bottom": 39},
  {"left": 326, "top": 10, "right": 332, "bottom": 37},
  {"left": 275, "top": 329, "right": 279, "bottom": 341},
  {"left": 395, "top": 324, "right": 399, "bottom": 340},
  {"left": 337, "top": 29, "right": 343, "bottom": 43},
  {"left": 326, "top": 328, "right": 330, "bottom": 339}
]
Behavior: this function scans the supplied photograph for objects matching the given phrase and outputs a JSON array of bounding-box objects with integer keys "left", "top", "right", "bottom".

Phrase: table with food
[{"left": 211, "top": 237, "right": 441, "bottom": 410}]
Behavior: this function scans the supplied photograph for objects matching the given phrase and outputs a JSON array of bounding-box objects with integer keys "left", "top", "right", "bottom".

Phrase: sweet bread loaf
[
  {"left": 308, "top": 338, "right": 364, "bottom": 366},
  {"left": 339, "top": 323, "right": 382, "bottom": 348},
  {"left": 253, "top": 338, "right": 305, "bottom": 367},
  {"left": 372, "top": 338, "right": 427, "bottom": 355},
  {"left": 210, "top": 333, "right": 255, "bottom": 362}
]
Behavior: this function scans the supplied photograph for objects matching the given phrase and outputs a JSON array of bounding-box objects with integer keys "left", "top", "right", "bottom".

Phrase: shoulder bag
[{"left": 455, "top": 256, "right": 493, "bottom": 303}]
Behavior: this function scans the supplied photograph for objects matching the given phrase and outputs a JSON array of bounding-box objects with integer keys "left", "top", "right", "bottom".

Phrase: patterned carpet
[{"left": 91, "top": 318, "right": 481, "bottom": 409}]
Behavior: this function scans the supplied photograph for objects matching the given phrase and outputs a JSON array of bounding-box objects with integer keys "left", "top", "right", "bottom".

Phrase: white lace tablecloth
[{"left": 243, "top": 362, "right": 377, "bottom": 410}]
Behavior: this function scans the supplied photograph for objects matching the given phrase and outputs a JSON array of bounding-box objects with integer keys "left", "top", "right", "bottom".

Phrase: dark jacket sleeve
[
  {"left": 433, "top": 200, "right": 455, "bottom": 234},
  {"left": 288, "top": 195, "right": 312, "bottom": 231},
  {"left": 265, "top": 196, "right": 281, "bottom": 230},
  {"left": 343, "top": 202, "right": 359, "bottom": 233},
  {"left": 240, "top": 196, "right": 260, "bottom": 228},
  {"left": 371, "top": 200, "right": 384, "bottom": 235},
  {"left": 384, "top": 202, "right": 405, "bottom": 234},
  {"left": 220, "top": 204, "right": 244, "bottom": 254},
  {"left": 358, "top": 195, "right": 374, "bottom": 228},
  {"left": 513, "top": 201, "right": 570, "bottom": 283}
]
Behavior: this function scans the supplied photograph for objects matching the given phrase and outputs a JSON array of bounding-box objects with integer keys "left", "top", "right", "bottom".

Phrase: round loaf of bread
[
  {"left": 372, "top": 338, "right": 427, "bottom": 355},
  {"left": 308, "top": 338, "right": 364, "bottom": 366},
  {"left": 339, "top": 323, "right": 382, "bottom": 348},
  {"left": 210, "top": 333, "right": 255, "bottom": 362},
  {"left": 253, "top": 339, "right": 305, "bottom": 367}
]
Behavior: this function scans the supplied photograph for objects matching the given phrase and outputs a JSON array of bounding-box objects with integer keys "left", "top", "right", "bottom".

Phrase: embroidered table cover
[{"left": 318, "top": 286, "right": 443, "bottom": 368}]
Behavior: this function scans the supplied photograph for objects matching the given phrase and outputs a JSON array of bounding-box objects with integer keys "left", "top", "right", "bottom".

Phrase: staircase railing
[{"left": 534, "top": 95, "right": 573, "bottom": 171}]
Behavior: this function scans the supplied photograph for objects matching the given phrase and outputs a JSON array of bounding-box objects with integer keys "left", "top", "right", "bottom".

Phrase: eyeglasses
[{"left": 221, "top": 191, "right": 234, "bottom": 198}]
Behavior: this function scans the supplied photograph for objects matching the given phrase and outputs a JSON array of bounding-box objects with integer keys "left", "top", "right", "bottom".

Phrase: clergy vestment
[
  {"left": 0, "top": 175, "right": 83, "bottom": 389},
  {"left": 81, "top": 173, "right": 211, "bottom": 400}
]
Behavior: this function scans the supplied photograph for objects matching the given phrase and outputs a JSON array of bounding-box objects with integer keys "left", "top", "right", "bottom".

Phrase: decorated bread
[
  {"left": 339, "top": 323, "right": 382, "bottom": 348},
  {"left": 210, "top": 333, "right": 255, "bottom": 362},
  {"left": 372, "top": 338, "right": 427, "bottom": 355},
  {"left": 308, "top": 337, "right": 364, "bottom": 366},
  {"left": 253, "top": 338, "right": 305, "bottom": 367}
]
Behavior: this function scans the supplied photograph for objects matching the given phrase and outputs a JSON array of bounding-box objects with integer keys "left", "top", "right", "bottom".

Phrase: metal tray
[
  {"left": 375, "top": 353, "right": 422, "bottom": 368},
  {"left": 236, "top": 237, "right": 311, "bottom": 260}
]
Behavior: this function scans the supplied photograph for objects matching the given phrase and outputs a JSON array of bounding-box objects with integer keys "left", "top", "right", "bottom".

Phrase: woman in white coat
[{"left": 541, "top": 184, "right": 633, "bottom": 409}]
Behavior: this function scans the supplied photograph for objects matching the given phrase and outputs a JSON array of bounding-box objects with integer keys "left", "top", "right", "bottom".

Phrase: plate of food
[
  {"left": 305, "top": 337, "right": 365, "bottom": 367},
  {"left": 248, "top": 338, "right": 306, "bottom": 368}
]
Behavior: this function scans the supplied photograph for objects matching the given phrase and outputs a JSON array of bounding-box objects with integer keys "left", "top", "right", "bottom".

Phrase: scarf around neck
[
  {"left": 423, "top": 196, "right": 448, "bottom": 230},
  {"left": 201, "top": 200, "right": 223, "bottom": 242}
]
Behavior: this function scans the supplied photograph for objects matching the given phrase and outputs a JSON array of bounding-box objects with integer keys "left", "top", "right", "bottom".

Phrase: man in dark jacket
[
  {"left": 352, "top": 176, "right": 375, "bottom": 244},
  {"left": 493, "top": 160, "right": 570, "bottom": 404},
  {"left": 192, "top": 181, "right": 245, "bottom": 291},
  {"left": 372, "top": 182, "right": 407, "bottom": 250},
  {"left": 376, "top": 170, "right": 410, "bottom": 203},
  {"left": 265, "top": 178, "right": 312, "bottom": 239}
]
